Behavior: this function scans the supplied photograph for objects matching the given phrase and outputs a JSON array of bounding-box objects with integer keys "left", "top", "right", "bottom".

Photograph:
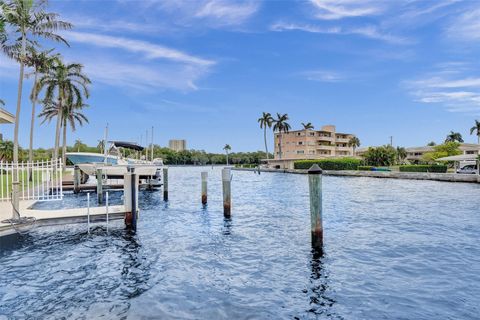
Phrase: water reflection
[
  {"left": 307, "top": 248, "right": 338, "bottom": 318},
  {"left": 222, "top": 218, "right": 232, "bottom": 236}
]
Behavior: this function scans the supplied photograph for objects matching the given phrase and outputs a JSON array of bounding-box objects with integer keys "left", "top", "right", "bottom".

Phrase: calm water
[{"left": 1, "top": 166, "right": 479, "bottom": 319}]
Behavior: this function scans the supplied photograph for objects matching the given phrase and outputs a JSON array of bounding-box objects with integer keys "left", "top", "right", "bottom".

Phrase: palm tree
[
  {"left": 445, "top": 131, "right": 464, "bottom": 143},
  {"left": 36, "top": 59, "right": 90, "bottom": 161},
  {"left": 39, "top": 100, "right": 89, "bottom": 166},
  {"left": 427, "top": 141, "right": 436, "bottom": 146},
  {"left": 396, "top": 146, "right": 407, "bottom": 164},
  {"left": 25, "top": 47, "right": 59, "bottom": 163},
  {"left": 470, "top": 120, "right": 480, "bottom": 145},
  {"left": 272, "top": 113, "right": 291, "bottom": 159},
  {"left": 301, "top": 122, "right": 314, "bottom": 130},
  {"left": 0, "top": 99, "right": 4, "bottom": 106},
  {"left": 223, "top": 144, "right": 231, "bottom": 165},
  {"left": 348, "top": 136, "right": 361, "bottom": 157},
  {"left": 257, "top": 112, "right": 273, "bottom": 159},
  {"left": 0, "top": 140, "right": 14, "bottom": 161},
  {"left": 97, "top": 139, "right": 105, "bottom": 154},
  {"left": 1, "top": 0, "right": 71, "bottom": 166}
]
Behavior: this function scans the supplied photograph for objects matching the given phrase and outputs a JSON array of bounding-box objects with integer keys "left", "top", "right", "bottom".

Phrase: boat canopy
[{"left": 109, "top": 141, "right": 144, "bottom": 151}]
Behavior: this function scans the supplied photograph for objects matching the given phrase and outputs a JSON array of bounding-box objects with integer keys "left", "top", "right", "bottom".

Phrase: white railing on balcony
[{"left": 0, "top": 158, "right": 63, "bottom": 202}]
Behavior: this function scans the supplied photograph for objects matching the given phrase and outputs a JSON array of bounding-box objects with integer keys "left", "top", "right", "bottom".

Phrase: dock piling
[
  {"left": 124, "top": 170, "right": 139, "bottom": 231},
  {"left": 96, "top": 168, "right": 103, "bottom": 204},
  {"left": 106, "top": 191, "right": 109, "bottom": 232},
  {"left": 87, "top": 192, "right": 91, "bottom": 234},
  {"left": 222, "top": 168, "right": 232, "bottom": 217},
  {"left": 201, "top": 171, "right": 208, "bottom": 205},
  {"left": 163, "top": 168, "right": 168, "bottom": 201},
  {"left": 73, "top": 166, "right": 80, "bottom": 194},
  {"left": 308, "top": 164, "right": 323, "bottom": 250}
]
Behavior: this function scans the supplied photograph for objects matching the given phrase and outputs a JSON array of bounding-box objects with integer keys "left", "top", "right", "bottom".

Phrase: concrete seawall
[{"left": 233, "top": 167, "right": 480, "bottom": 183}]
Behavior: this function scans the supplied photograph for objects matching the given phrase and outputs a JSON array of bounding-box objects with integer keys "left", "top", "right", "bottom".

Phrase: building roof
[
  {"left": 436, "top": 154, "right": 478, "bottom": 161},
  {"left": 0, "top": 108, "right": 15, "bottom": 124}
]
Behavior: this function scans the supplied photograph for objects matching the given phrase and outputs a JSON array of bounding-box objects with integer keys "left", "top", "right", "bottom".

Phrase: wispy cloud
[
  {"left": 309, "top": 0, "right": 384, "bottom": 20},
  {"left": 64, "top": 31, "right": 215, "bottom": 67},
  {"left": 270, "top": 22, "right": 410, "bottom": 45},
  {"left": 445, "top": 7, "right": 480, "bottom": 41},
  {"left": 405, "top": 62, "right": 480, "bottom": 113},
  {"left": 65, "top": 15, "right": 170, "bottom": 34},
  {"left": 300, "top": 70, "right": 345, "bottom": 82}
]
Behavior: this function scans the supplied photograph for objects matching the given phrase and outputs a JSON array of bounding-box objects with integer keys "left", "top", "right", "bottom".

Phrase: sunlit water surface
[{"left": 1, "top": 167, "right": 479, "bottom": 319}]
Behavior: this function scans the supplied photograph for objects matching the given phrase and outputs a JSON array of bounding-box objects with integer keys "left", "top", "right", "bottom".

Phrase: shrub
[
  {"left": 294, "top": 158, "right": 361, "bottom": 170},
  {"left": 362, "top": 145, "right": 397, "bottom": 166},
  {"left": 358, "top": 166, "right": 374, "bottom": 171},
  {"left": 399, "top": 165, "right": 447, "bottom": 173}
]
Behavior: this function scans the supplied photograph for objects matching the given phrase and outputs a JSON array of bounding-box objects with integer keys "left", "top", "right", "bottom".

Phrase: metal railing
[{"left": 0, "top": 158, "right": 63, "bottom": 202}]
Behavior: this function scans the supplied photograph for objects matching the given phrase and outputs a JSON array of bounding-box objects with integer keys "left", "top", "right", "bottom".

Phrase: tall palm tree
[
  {"left": 223, "top": 144, "right": 231, "bottom": 165},
  {"left": 97, "top": 139, "right": 105, "bottom": 154},
  {"left": 470, "top": 120, "right": 480, "bottom": 145},
  {"left": 25, "top": 47, "right": 58, "bottom": 163},
  {"left": 1, "top": 0, "right": 71, "bottom": 166},
  {"left": 445, "top": 131, "right": 464, "bottom": 143},
  {"left": 39, "top": 100, "right": 89, "bottom": 166},
  {"left": 272, "top": 113, "right": 291, "bottom": 159},
  {"left": 301, "top": 122, "right": 314, "bottom": 130},
  {"left": 36, "top": 59, "right": 90, "bottom": 161},
  {"left": 348, "top": 136, "right": 361, "bottom": 157},
  {"left": 257, "top": 112, "right": 273, "bottom": 159}
]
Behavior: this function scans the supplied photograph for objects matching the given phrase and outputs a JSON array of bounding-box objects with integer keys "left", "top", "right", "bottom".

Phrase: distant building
[
  {"left": 0, "top": 107, "right": 15, "bottom": 141},
  {"left": 169, "top": 139, "right": 187, "bottom": 152},
  {"left": 267, "top": 125, "right": 356, "bottom": 169}
]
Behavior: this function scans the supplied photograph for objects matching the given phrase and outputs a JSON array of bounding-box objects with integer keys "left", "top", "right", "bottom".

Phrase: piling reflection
[
  {"left": 306, "top": 247, "right": 338, "bottom": 318},
  {"left": 222, "top": 218, "right": 232, "bottom": 236}
]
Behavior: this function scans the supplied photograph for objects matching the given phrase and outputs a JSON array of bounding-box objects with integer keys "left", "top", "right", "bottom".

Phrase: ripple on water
[{"left": 1, "top": 167, "right": 480, "bottom": 319}]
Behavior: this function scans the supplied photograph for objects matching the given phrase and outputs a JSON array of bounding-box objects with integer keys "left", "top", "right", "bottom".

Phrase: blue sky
[{"left": 2, "top": 0, "right": 480, "bottom": 152}]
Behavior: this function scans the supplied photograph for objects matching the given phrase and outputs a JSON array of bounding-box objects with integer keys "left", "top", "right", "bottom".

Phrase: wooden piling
[
  {"left": 73, "top": 165, "right": 81, "bottom": 194},
  {"left": 201, "top": 171, "right": 208, "bottom": 205},
  {"left": 96, "top": 168, "right": 103, "bottom": 204},
  {"left": 222, "top": 168, "right": 231, "bottom": 217},
  {"left": 308, "top": 164, "right": 323, "bottom": 250},
  {"left": 163, "top": 167, "right": 168, "bottom": 201}
]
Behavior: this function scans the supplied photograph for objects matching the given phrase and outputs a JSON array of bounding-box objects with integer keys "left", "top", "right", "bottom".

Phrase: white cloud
[
  {"left": 82, "top": 58, "right": 209, "bottom": 92},
  {"left": 270, "top": 22, "right": 410, "bottom": 45},
  {"left": 300, "top": 70, "right": 344, "bottom": 82},
  {"left": 309, "top": 0, "right": 384, "bottom": 20},
  {"left": 446, "top": 7, "right": 480, "bottom": 41},
  {"left": 157, "top": 0, "right": 259, "bottom": 27},
  {"left": 64, "top": 31, "right": 215, "bottom": 67},
  {"left": 405, "top": 63, "right": 480, "bottom": 113}
]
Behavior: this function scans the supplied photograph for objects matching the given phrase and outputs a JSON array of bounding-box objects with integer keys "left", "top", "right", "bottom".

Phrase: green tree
[
  {"left": 422, "top": 142, "right": 462, "bottom": 163},
  {"left": 97, "top": 139, "right": 105, "bottom": 154},
  {"left": 301, "top": 122, "right": 314, "bottom": 130},
  {"left": 362, "top": 145, "right": 397, "bottom": 166},
  {"left": 25, "top": 47, "right": 59, "bottom": 163},
  {"left": 1, "top": 0, "right": 71, "bottom": 166},
  {"left": 257, "top": 112, "right": 273, "bottom": 159},
  {"left": 396, "top": 146, "right": 407, "bottom": 164},
  {"left": 272, "top": 113, "right": 291, "bottom": 159},
  {"left": 348, "top": 136, "right": 361, "bottom": 157},
  {"left": 469, "top": 120, "right": 480, "bottom": 145},
  {"left": 36, "top": 59, "right": 91, "bottom": 161},
  {"left": 427, "top": 141, "right": 436, "bottom": 146},
  {"left": 223, "top": 144, "right": 231, "bottom": 165},
  {"left": 73, "top": 139, "right": 87, "bottom": 152},
  {"left": 0, "top": 140, "right": 14, "bottom": 161},
  {"left": 445, "top": 131, "right": 463, "bottom": 143}
]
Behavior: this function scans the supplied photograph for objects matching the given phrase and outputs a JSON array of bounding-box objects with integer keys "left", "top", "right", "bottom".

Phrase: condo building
[
  {"left": 268, "top": 125, "right": 356, "bottom": 169},
  {"left": 168, "top": 139, "right": 187, "bottom": 152}
]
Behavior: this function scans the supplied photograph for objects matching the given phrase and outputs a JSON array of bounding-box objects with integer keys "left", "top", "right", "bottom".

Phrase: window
[
  {"left": 297, "top": 150, "right": 305, "bottom": 154},
  {"left": 309, "top": 132, "right": 315, "bottom": 136},
  {"left": 308, "top": 150, "right": 315, "bottom": 154},
  {"left": 298, "top": 141, "right": 303, "bottom": 145}
]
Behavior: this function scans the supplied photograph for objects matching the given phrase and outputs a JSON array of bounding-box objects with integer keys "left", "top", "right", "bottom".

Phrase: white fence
[{"left": 0, "top": 158, "right": 63, "bottom": 202}]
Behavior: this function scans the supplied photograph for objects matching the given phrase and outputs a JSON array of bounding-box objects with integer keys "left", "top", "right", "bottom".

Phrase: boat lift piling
[
  {"left": 163, "top": 168, "right": 169, "bottom": 201},
  {"left": 222, "top": 168, "right": 232, "bottom": 218},
  {"left": 73, "top": 165, "right": 81, "bottom": 194},
  {"left": 96, "top": 168, "right": 103, "bottom": 204},
  {"left": 124, "top": 168, "right": 139, "bottom": 231}
]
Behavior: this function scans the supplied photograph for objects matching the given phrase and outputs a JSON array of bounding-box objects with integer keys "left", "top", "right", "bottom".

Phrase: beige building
[
  {"left": 168, "top": 139, "right": 187, "bottom": 152},
  {"left": 267, "top": 125, "right": 356, "bottom": 169},
  {"left": 0, "top": 107, "right": 15, "bottom": 141}
]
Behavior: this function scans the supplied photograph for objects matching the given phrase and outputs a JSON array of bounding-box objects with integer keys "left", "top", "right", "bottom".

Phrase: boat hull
[{"left": 66, "top": 152, "right": 118, "bottom": 165}]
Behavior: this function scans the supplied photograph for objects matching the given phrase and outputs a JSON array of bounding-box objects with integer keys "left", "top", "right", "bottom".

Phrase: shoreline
[{"left": 232, "top": 167, "right": 480, "bottom": 183}]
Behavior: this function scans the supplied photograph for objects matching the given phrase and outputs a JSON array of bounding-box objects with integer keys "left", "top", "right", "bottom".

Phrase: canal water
[{"left": 0, "top": 166, "right": 479, "bottom": 319}]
